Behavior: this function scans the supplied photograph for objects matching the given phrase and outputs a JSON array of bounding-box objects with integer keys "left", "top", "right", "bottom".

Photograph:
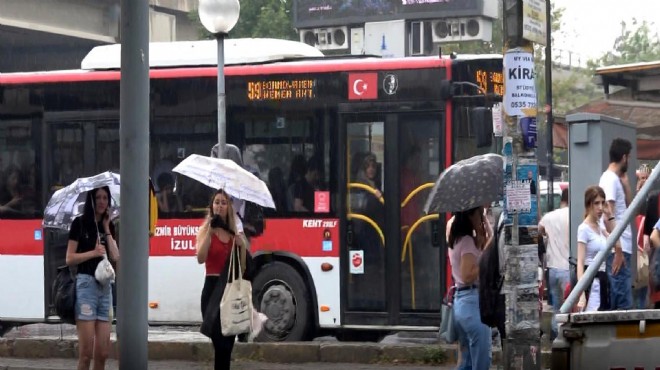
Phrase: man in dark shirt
[{"left": 292, "top": 157, "right": 321, "bottom": 212}]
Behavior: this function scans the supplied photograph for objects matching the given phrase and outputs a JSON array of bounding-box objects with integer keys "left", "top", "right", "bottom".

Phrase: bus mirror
[
  {"left": 469, "top": 107, "right": 493, "bottom": 148},
  {"left": 431, "top": 219, "right": 441, "bottom": 247}
]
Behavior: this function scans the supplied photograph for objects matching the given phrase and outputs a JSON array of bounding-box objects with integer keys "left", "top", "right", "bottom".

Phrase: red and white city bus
[{"left": 0, "top": 38, "right": 503, "bottom": 341}]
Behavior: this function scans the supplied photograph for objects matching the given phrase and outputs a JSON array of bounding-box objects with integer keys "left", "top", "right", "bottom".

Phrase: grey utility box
[{"left": 567, "top": 113, "right": 637, "bottom": 284}]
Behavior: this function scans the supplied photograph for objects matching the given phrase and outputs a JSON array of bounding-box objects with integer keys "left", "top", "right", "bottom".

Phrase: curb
[
  {"left": 0, "top": 338, "right": 455, "bottom": 364},
  {"left": 0, "top": 338, "right": 551, "bottom": 367}
]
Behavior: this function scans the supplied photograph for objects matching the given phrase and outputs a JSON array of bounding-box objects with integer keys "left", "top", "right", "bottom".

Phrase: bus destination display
[
  {"left": 247, "top": 79, "right": 317, "bottom": 101},
  {"left": 475, "top": 69, "right": 504, "bottom": 96}
]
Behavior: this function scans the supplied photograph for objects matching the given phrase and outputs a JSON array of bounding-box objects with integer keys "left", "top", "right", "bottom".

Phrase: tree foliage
[
  {"left": 189, "top": 0, "right": 297, "bottom": 41},
  {"left": 591, "top": 19, "right": 660, "bottom": 67}
]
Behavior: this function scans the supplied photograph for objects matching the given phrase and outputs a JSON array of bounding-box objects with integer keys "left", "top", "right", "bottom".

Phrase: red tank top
[{"left": 205, "top": 235, "right": 232, "bottom": 276}]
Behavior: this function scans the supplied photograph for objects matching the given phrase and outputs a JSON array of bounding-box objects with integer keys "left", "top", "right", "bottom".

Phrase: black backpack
[
  {"left": 478, "top": 216, "right": 506, "bottom": 328},
  {"left": 52, "top": 265, "right": 76, "bottom": 324},
  {"left": 240, "top": 201, "right": 264, "bottom": 238}
]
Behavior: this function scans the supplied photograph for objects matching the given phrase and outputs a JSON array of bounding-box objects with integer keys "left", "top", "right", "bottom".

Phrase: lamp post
[{"left": 198, "top": 0, "right": 240, "bottom": 157}]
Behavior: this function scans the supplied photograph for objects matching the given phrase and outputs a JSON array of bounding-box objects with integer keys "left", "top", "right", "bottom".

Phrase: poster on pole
[
  {"left": 492, "top": 103, "right": 503, "bottom": 137},
  {"left": 503, "top": 50, "right": 537, "bottom": 117},
  {"left": 522, "top": 0, "right": 547, "bottom": 45}
]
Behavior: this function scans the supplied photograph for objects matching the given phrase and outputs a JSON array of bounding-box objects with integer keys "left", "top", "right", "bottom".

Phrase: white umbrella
[
  {"left": 172, "top": 154, "right": 276, "bottom": 209},
  {"left": 42, "top": 171, "right": 120, "bottom": 230}
]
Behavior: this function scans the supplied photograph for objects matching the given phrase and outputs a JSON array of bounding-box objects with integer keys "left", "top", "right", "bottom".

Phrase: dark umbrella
[{"left": 424, "top": 153, "right": 504, "bottom": 214}]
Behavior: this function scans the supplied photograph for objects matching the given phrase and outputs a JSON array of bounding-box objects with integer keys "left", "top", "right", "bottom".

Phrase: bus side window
[{"left": 267, "top": 167, "right": 289, "bottom": 213}]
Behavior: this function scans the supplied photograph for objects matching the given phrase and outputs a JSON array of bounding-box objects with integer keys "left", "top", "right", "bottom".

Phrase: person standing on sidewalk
[
  {"left": 448, "top": 206, "right": 492, "bottom": 370},
  {"left": 196, "top": 189, "right": 249, "bottom": 370},
  {"left": 65, "top": 187, "right": 119, "bottom": 370},
  {"left": 633, "top": 164, "right": 652, "bottom": 308},
  {"left": 538, "top": 188, "right": 570, "bottom": 338},
  {"left": 599, "top": 138, "right": 634, "bottom": 310}
]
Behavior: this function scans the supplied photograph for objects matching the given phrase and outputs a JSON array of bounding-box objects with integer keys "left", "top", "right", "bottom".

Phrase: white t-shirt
[
  {"left": 577, "top": 221, "right": 607, "bottom": 271},
  {"left": 599, "top": 170, "right": 632, "bottom": 254},
  {"left": 539, "top": 207, "right": 570, "bottom": 270}
]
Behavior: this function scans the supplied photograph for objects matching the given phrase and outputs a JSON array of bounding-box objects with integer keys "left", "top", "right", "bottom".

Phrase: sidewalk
[
  {"left": 0, "top": 324, "right": 461, "bottom": 365},
  {"left": 0, "top": 323, "right": 552, "bottom": 367}
]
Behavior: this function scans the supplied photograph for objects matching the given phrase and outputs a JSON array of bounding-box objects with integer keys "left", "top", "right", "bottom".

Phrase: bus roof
[
  {"left": 0, "top": 46, "right": 501, "bottom": 85},
  {"left": 81, "top": 38, "right": 325, "bottom": 70}
]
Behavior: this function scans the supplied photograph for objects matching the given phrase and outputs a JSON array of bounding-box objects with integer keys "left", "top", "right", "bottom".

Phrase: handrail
[
  {"left": 401, "top": 214, "right": 440, "bottom": 262},
  {"left": 401, "top": 183, "right": 434, "bottom": 208},
  {"left": 400, "top": 214, "right": 440, "bottom": 310},
  {"left": 347, "top": 213, "right": 385, "bottom": 246},
  {"left": 347, "top": 183, "right": 384, "bottom": 204},
  {"left": 560, "top": 162, "right": 660, "bottom": 313}
]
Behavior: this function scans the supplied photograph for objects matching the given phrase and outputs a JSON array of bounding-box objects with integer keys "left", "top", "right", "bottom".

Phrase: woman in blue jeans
[{"left": 448, "top": 207, "right": 492, "bottom": 370}]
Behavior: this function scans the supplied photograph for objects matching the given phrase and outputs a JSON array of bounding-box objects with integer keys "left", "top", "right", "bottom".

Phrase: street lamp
[{"left": 198, "top": 0, "right": 240, "bottom": 156}]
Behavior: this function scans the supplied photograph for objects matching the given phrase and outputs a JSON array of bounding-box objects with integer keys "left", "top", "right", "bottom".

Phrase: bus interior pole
[
  {"left": 217, "top": 33, "right": 226, "bottom": 156},
  {"left": 503, "top": 0, "right": 541, "bottom": 368},
  {"left": 545, "top": 0, "right": 554, "bottom": 212},
  {"left": 560, "top": 162, "right": 660, "bottom": 313},
  {"left": 119, "top": 0, "right": 150, "bottom": 368}
]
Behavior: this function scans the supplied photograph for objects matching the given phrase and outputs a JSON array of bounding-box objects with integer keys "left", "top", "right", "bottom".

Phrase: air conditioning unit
[
  {"left": 299, "top": 27, "right": 349, "bottom": 51},
  {"left": 431, "top": 17, "right": 492, "bottom": 43}
]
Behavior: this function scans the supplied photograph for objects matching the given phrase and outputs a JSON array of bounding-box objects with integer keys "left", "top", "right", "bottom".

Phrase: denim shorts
[{"left": 75, "top": 273, "right": 112, "bottom": 322}]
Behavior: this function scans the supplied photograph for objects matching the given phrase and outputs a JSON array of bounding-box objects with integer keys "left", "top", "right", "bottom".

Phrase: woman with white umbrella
[
  {"left": 65, "top": 186, "right": 119, "bottom": 370},
  {"left": 196, "top": 189, "right": 249, "bottom": 370}
]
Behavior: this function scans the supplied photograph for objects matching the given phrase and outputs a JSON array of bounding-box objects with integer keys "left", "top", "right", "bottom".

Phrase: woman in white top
[{"left": 577, "top": 185, "right": 611, "bottom": 311}]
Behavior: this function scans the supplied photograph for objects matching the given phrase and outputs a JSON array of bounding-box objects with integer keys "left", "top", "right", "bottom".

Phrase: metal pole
[
  {"left": 502, "top": 0, "right": 541, "bottom": 368},
  {"left": 217, "top": 33, "right": 226, "bottom": 155},
  {"left": 560, "top": 162, "right": 660, "bottom": 313},
  {"left": 545, "top": 0, "right": 554, "bottom": 212},
  {"left": 119, "top": 0, "right": 150, "bottom": 368}
]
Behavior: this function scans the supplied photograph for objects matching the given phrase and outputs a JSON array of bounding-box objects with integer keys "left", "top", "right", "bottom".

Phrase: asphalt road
[{"left": 0, "top": 358, "right": 453, "bottom": 370}]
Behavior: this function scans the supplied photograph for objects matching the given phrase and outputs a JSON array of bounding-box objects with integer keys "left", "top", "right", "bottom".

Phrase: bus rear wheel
[{"left": 252, "top": 261, "right": 312, "bottom": 342}]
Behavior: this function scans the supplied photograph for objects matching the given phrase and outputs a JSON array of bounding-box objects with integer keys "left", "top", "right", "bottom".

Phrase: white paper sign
[
  {"left": 503, "top": 51, "right": 537, "bottom": 117},
  {"left": 492, "top": 103, "right": 503, "bottom": 137},
  {"left": 522, "top": 0, "right": 547, "bottom": 45},
  {"left": 349, "top": 250, "right": 364, "bottom": 274},
  {"left": 506, "top": 180, "right": 531, "bottom": 212}
]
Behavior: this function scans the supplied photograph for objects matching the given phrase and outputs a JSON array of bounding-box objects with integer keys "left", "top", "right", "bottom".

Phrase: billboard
[{"left": 294, "top": 0, "right": 491, "bottom": 28}]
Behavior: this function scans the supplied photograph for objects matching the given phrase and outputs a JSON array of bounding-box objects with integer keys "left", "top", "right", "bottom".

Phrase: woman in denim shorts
[
  {"left": 66, "top": 186, "right": 119, "bottom": 370},
  {"left": 448, "top": 207, "right": 492, "bottom": 370}
]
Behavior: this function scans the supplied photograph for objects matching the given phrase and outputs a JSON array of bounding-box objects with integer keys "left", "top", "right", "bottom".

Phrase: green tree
[
  {"left": 592, "top": 19, "right": 660, "bottom": 67},
  {"left": 189, "top": 0, "right": 297, "bottom": 41}
]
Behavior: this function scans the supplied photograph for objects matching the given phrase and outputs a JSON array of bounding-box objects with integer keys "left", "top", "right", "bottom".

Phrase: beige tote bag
[{"left": 220, "top": 242, "right": 253, "bottom": 336}]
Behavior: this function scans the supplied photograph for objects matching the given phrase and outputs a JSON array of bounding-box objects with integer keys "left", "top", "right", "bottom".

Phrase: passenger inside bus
[
  {"left": 289, "top": 155, "right": 321, "bottom": 212},
  {"left": 349, "top": 152, "right": 386, "bottom": 310},
  {"left": 156, "top": 172, "right": 183, "bottom": 216},
  {"left": 0, "top": 165, "right": 35, "bottom": 217}
]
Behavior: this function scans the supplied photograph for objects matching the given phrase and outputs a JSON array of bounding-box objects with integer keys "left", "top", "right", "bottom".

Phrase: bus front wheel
[{"left": 252, "top": 261, "right": 313, "bottom": 341}]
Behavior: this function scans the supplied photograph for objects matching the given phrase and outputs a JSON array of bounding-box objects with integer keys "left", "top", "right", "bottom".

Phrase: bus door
[{"left": 340, "top": 110, "right": 445, "bottom": 328}]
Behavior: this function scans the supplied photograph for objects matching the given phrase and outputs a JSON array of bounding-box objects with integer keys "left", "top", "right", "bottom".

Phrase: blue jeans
[
  {"left": 453, "top": 289, "right": 492, "bottom": 370},
  {"left": 634, "top": 286, "right": 648, "bottom": 309},
  {"left": 606, "top": 252, "right": 633, "bottom": 310},
  {"left": 75, "top": 273, "right": 112, "bottom": 322},
  {"left": 548, "top": 268, "right": 570, "bottom": 338}
]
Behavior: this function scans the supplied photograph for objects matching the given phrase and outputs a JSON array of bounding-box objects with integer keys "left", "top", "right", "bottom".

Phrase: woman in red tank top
[{"left": 195, "top": 188, "right": 247, "bottom": 370}]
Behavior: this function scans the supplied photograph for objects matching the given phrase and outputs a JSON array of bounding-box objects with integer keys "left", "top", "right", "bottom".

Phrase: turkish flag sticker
[{"left": 348, "top": 73, "right": 378, "bottom": 100}]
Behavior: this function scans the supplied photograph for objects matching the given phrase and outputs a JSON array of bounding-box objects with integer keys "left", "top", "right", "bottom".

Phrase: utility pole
[
  {"left": 545, "top": 0, "right": 554, "bottom": 212},
  {"left": 502, "top": 0, "right": 544, "bottom": 368},
  {"left": 118, "top": 0, "right": 150, "bottom": 368}
]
